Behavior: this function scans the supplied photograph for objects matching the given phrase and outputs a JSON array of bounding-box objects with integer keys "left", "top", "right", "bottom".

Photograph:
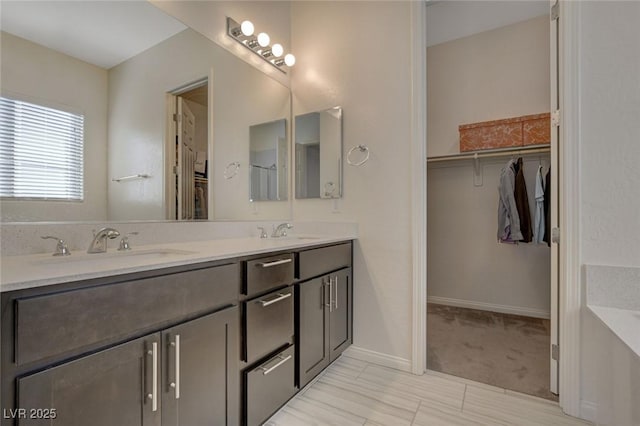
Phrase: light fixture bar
[{"left": 227, "top": 17, "right": 294, "bottom": 74}]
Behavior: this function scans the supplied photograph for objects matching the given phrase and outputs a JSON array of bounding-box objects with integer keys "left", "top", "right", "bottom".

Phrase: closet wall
[{"left": 427, "top": 14, "right": 551, "bottom": 317}]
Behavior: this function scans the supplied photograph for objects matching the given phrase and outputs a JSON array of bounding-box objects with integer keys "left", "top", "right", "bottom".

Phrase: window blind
[{"left": 0, "top": 96, "right": 84, "bottom": 200}]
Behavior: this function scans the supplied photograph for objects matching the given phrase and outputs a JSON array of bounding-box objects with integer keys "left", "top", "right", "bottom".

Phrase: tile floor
[{"left": 266, "top": 356, "right": 591, "bottom": 426}]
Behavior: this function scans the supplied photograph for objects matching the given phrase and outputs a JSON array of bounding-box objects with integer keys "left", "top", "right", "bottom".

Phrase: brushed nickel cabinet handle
[
  {"left": 147, "top": 342, "right": 158, "bottom": 412},
  {"left": 325, "top": 276, "right": 333, "bottom": 312},
  {"left": 257, "top": 258, "right": 292, "bottom": 268},
  {"left": 175, "top": 334, "right": 180, "bottom": 400},
  {"left": 260, "top": 354, "right": 292, "bottom": 376},
  {"left": 333, "top": 275, "right": 339, "bottom": 310},
  {"left": 258, "top": 292, "right": 291, "bottom": 307}
]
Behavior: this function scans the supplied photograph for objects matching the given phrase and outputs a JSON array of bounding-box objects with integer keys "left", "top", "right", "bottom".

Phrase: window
[{"left": 0, "top": 96, "right": 84, "bottom": 200}]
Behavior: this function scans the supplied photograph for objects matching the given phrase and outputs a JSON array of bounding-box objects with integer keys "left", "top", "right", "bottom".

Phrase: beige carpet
[{"left": 427, "top": 303, "right": 558, "bottom": 401}]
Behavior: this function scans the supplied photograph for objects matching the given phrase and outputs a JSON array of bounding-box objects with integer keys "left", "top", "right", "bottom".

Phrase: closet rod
[{"left": 426, "top": 144, "right": 550, "bottom": 163}]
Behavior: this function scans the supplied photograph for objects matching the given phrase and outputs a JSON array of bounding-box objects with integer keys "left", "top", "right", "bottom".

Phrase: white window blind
[{"left": 0, "top": 96, "right": 84, "bottom": 200}]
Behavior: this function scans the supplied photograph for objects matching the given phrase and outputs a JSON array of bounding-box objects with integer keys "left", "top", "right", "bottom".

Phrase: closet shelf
[{"left": 427, "top": 144, "right": 550, "bottom": 164}]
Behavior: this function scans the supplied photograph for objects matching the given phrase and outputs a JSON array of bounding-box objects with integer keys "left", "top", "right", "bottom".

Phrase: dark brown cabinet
[
  {"left": 298, "top": 267, "right": 352, "bottom": 389},
  {"left": 15, "top": 307, "right": 238, "bottom": 426}
]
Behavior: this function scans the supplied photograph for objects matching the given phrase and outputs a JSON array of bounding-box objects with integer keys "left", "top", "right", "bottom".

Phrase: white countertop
[{"left": 0, "top": 235, "right": 353, "bottom": 293}]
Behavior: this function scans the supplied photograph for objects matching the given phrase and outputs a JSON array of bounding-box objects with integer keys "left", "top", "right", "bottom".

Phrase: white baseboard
[
  {"left": 428, "top": 296, "right": 550, "bottom": 319},
  {"left": 579, "top": 400, "right": 597, "bottom": 423},
  {"left": 342, "top": 346, "right": 412, "bottom": 373}
]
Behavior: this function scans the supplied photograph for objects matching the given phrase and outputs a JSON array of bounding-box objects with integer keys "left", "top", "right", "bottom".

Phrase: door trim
[{"left": 410, "top": 0, "right": 427, "bottom": 376}]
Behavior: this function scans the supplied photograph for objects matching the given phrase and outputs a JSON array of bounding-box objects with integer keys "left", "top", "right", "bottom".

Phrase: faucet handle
[
  {"left": 118, "top": 232, "right": 139, "bottom": 251},
  {"left": 257, "top": 227, "right": 268, "bottom": 239},
  {"left": 41, "top": 236, "right": 71, "bottom": 256}
]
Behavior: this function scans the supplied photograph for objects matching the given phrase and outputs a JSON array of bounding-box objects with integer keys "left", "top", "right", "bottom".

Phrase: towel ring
[
  {"left": 347, "top": 145, "right": 370, "bottom": 166},
  {"left": 224, "top": 162, "right": 240, "bottom": 179}
]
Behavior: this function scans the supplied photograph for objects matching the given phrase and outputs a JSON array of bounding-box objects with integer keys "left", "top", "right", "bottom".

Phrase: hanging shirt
[
  {"left": 514, "top": 157, "right": 533, "bottom": 243},
  {"left": 533, "top": 165, "right": 546, "bottom": 244},
  {"left": 543, "top": 169, "right": 551, "bottom": 247},
  {"left": 497, "top": 159, "right": 523, "bottom": 242}
]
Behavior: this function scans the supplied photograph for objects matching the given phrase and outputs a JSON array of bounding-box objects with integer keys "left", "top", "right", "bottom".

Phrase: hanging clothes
[
  {"left": 497, "top": 158, "right": 523, "bottom": 242},
  {"left": 543, "top": 169, "right": 551, "bottom": 247},
  {"left": 533, "top": 165, "right": 546, "bottom": 244},
  {"left": 514, "top": 157, "right": 533, "bottom": 243}
]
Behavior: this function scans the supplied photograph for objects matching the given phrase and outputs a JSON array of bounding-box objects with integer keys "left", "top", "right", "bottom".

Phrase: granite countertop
[
  {"left": 0, "top": 235, "right": 353, "bottom": 293},
  {"left": 585, "top": 264, "right": 640, "bottom": 359}
]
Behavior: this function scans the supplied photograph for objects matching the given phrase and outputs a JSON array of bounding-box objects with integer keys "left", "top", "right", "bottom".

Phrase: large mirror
[
  {"left": 0, "top": 1, "right": 291, "bottom": 222},
  {"left": 249, "top": 119, "right": 288, "bottom": 202},
  {"left": 295, "top": 107, "right": 343, "bottom": 199}
]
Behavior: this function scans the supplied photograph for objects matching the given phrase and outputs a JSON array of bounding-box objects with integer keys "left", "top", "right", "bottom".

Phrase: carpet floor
[{"left": 427, "top": 303, "right": 558, "bottom": 401}]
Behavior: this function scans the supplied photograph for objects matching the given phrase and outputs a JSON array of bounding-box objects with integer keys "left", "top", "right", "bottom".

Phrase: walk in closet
[{"left": 426, "top": 2, "right": 559, "bottom": 400}]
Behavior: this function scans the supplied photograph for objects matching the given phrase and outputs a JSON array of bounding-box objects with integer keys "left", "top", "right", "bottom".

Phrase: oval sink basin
[{"left": 33, "top": 248, "right": 197, "bottom": 265}]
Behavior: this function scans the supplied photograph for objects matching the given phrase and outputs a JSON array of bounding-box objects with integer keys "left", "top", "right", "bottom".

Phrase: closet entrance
[
  {"left": 425, "top": 2, "right": 559, "bottom": 401},
  {"left": 166, "top": 78, "right": 211, "bottom": 220}
]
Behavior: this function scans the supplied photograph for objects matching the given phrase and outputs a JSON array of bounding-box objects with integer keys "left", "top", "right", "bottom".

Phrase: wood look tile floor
[{"left": 266, "top": 356, "right": 591, "bottom": 426}]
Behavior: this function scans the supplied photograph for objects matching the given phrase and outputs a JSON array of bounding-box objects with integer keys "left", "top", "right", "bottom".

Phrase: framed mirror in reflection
[
  {"left": 0, "top": 1, "right": 291, "bottom": 223},
  {"left": 249, "top": 119, "right": 288, "bottom": 202},
  {"left": 295, "top": 107, "right": 343, "bottom": 199}
]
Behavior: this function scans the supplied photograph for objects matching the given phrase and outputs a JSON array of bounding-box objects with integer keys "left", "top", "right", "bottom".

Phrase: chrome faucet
[
  {"left": 87, "top": 227, "right": 120, "bottom": 253},
  {"left": 271, "top": 223, "right": 293, "bottom": 238}
]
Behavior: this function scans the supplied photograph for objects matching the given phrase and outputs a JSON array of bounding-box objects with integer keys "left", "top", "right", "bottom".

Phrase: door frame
[{"left": 411, "top": 0, "right": 582, "bottom": 417}]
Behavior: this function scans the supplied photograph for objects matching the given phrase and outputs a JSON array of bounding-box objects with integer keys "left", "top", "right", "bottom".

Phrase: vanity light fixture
[{"left": 227, "top": 17, "right": 295, "bottom": 73}]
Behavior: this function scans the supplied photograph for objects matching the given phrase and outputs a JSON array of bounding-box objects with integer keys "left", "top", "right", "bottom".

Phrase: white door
[
  {"left": 549, "top": 0, "right": 560, "bottom": 395},
  {"left": 177, "top": 97, "right": 196, "bottom": 220}
]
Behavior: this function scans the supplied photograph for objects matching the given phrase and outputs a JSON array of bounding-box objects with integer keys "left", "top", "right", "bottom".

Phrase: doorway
[
  {"left": 166, "top": 78, "right": 210, "bottom": 220},
  {"left": 424, "top": 2, "right": 559, "bottom": 401}
]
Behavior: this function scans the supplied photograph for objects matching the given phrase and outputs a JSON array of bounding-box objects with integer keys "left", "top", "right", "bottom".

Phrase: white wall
[
  {"left": 578, "top": 1, "right": 640, "bottom": 419},
  {"left": 107, "top": 28, "right": 290, "bottom": 221},
  {"left": 427, "top": 15, "right": 550, "bottom": 156},
  {"left": 291, "top": 1, "right": 414, "bottom": 364},
  {"left": 426, "top": 17, "right": 551, "bottom": 316},
  {"left": 0, "top": 32, "right": 108, "bottom": 222},
  {"left": 149, "top": 1, "right": 291, "bottom": 88}
]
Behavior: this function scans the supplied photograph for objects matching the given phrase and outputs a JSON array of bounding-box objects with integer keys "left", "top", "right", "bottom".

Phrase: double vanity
[{"left": 0, "top": 235, "right": 354, "bottom": 425}]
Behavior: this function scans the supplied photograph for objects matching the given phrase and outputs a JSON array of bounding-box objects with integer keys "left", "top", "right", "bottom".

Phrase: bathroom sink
[
  {"left": 33, "top": 248, "right": 197, "bottom": 266},
  {"left": 274, "top": 236, "right": 324, "bottom": 242}
]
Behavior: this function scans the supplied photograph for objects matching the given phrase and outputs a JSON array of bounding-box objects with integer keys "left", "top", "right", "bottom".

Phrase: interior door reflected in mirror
[
  {"left": 249, "top": 119, "right": 288, "bottom": 201},
  {"left": 295, "top": 107, "right": 343, "bottom": 199}
]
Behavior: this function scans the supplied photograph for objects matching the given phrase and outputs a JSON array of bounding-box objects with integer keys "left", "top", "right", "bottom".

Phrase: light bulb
[
  {"left": 284, "top": 53, "right": 296, "bottom": 67},
  {"left": 257, "top": 32, "right": 270, "bottom": 47},
  {"left": 240, "top": 20, "right": 254, "bottom": 36},
  {"left": 272, "top": 43, "right": 284, "bottom": 57}
]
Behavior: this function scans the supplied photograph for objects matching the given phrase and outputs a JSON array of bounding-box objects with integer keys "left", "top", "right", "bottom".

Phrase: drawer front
[
  {"left": 16, "top": 263, "right": 240, "bottom": 366},
  {"left": 245, "top": 253, "right": 294, "bottom": 296},
  {"left": 245, "top": 345, "right": 295, "bottom": 426},
  {"left": 298, "top": 242, "right": 352, "bottom": 281},
  {"left": 245, "top": 287, "right": 294, "bottom": 365}
]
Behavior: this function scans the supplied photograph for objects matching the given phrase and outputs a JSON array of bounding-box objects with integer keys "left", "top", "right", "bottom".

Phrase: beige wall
[
  {"left": 291, "top": 1, "right": 414, "bottom": 363},
  {"left": 427, "top": 15, "right": 550, "bottom": 156},
  {"left": 0, "top": 32, "right": 108, "bottom": 222},
  {"left": 426, "top": 17, "right": 551, "bottom": 316}
]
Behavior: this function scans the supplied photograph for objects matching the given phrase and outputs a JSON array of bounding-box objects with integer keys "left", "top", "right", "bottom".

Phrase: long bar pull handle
[
  {"left": 325, "top": 276, "right": 333, "bottom": 312},
  {"left": 260, "top": 354, "right": 292, "bottom": 376},
  {"left": 147, "top": 342, "right": 158, "bottom": 412},
  {"left": 258, "top": 292, "right": 291, "bottom": 307},
  {"left": 175, "top": 335, "right": 180, "bottom": 399},
  {"left": 257, "top": 258, "right": 292, "bottom": 268},
  {"left": 333, "top": 275, "right": 339, "bottom": 310}
]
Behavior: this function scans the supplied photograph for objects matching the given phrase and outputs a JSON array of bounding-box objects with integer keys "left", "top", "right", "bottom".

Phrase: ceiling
[{"left": 0, "top": 1, "right": 187, "bottom": 69}]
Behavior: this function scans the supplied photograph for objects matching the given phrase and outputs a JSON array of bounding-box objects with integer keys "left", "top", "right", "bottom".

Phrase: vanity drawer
[
  {"left": 244, "top": 286, "right": 294, "bottom": 365},
  {"left": 298, "top": 242, "right": 352, "bottom": 280},
  {"left": 245, "top": 345, "right": 295, "bottom": 426},
  {"left": 15, "top": 263, "right": 240, "bottom": 366},
  {"left": 245, "top": 253, "right": 294, "bottom": 296}
]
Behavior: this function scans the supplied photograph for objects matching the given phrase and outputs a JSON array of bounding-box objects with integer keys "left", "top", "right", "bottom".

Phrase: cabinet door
[
  {"left": 329, "top": 268, "right": 352, "bottom": 361},
  {"left": 161, "top": 307, "right": 239, "bottom": 426},
  {"left": 17, "top": 334, "right": 161, "bottom": 426},
  {"left": 297, "top": 276, "right": 330, "bottom": 388}
]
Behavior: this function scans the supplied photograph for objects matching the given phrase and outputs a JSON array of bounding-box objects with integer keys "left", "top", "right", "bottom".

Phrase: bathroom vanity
[{"left": 0, "top": 238, "right": 353, "bottom": 426}]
